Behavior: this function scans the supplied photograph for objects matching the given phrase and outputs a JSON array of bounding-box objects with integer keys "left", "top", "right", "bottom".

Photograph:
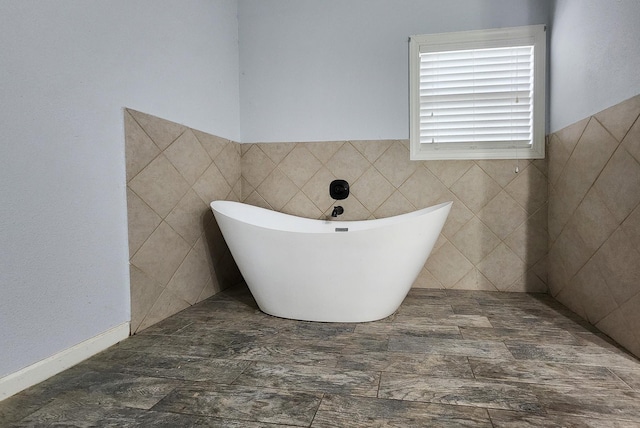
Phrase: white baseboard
[{"left": 0, "top": 322, "right": 130, "bottom": 401}]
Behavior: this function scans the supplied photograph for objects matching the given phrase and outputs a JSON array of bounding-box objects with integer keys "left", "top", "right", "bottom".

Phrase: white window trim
[{"left": 409, "top": 25, "right": 546, "bottom": 160}]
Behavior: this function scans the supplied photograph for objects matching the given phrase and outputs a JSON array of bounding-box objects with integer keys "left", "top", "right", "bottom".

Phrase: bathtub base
[{"left": 250, "top": 286, "right": 407, "bottom": 323}]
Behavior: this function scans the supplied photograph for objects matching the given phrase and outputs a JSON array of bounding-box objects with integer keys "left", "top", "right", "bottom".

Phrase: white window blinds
[
  {"left": 419, "top": 46, "right": 534, "bottom": 146},
  {"left": 409, "top": 25, "right": 546, "bottom": 161}
]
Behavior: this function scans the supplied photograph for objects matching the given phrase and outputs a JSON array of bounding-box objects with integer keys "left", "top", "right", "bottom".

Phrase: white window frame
[{"left": 409, "top": 25, "right": 546, "bottom": 160}]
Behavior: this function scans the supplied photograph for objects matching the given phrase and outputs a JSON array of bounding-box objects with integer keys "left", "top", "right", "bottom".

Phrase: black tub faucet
[{"left": 331, "top": 206, "right": 344, "bottom": 217}]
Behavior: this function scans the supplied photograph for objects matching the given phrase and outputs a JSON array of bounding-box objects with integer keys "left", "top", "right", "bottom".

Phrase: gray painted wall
[
  {"left": 0, "top": 0, "right": 240, "bottom": 378},
  {"left": 238, "top": 0, "right": 552, "bottom": 142},
  {"left": 550, "top": 0, "right": 640, "bottom": 132}
]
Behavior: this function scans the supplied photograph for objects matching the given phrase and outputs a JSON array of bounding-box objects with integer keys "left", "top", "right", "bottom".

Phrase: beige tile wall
[
  {"left": 125, "top": 109, "right": 242, "bottom": 334},
  {"left": 124, "top": 110, "right": 549, "bottom": 332},
  {"left": 548, "top": 94, "right": 640, "bottom": 358},
  {"left": 241, "top": 140, "right": 548, "bottom": 293},
  {"left": 124, "top": 100, "right": 640, "bottom": 359}
]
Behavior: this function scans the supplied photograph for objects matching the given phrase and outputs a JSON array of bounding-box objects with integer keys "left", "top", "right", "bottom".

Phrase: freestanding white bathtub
[{"left": 210, "top": 200, "right": 452, "bottom": 322}]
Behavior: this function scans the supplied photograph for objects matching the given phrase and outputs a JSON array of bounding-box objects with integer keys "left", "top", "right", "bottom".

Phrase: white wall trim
[{"left": 0, "top": 322, "right": 130, "bottom": 401}]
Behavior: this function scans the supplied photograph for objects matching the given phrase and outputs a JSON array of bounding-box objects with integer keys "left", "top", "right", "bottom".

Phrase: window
[{"left": 409, "top": 25, "right": 546, "bottom": 160}]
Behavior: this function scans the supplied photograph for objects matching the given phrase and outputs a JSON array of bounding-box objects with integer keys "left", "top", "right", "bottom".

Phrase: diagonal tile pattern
[
  {"left": 242, "top": 140, "right": 548, "bottom": 294},
  {"left": 125, "top": 109, "right": 243, "bottom": 334},
  {"left": 2, "top": 286, "right": 639, "bottom": 426},
  {"left": 123, "top": 94, "right": 640, "bottom": 364},
  {"left": 548, "top": 94, "right": 640, "bottom": 360}
]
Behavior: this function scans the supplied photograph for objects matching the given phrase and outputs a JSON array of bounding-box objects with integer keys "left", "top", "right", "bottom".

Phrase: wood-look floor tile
[
  {"left": 394, "top": 303, "right": 455, "bottom": 317},
  {"left": 507, "top": 342, "right": 639, "bottom": 368},
  {"left": 394, "top": 313, "right": 493, "bottom": 327},
  {"left": 172, "top": 319, "right": 282, "bottom": 339},
  {"left": 271, "top": 321, "right": 356, "bottom": 340},
  {"left": 18, "top": 401, "right": 280, "bottom": 428},
  {"left": 489, "top": 409, "right": 640, "bottom": 427},
  {"left": 224, "top": 343, "right": 341, "bottom": 366},
  {"left": 7, "top": 373, "right": 180, "bottom": 427},
  {"left": 451, "top": 304, "right": 485, "bottom": 315},
  {"left": 114, "top": 331, "right": 240, "bottom": 359},
  {"left": 379, "top": 373, "right": 543, "bottom": 413},
  {"left": 137, "top": 316, "right": 195, "bottom": 336},
  {"left": 572, "top": 331, "right": 630, "bottom": 350},
  {"left": 611, "top": 368, "right": 640, "bottom": 390},
  {"left": 56, "top": 371, "right": 181, "bottom": 410},
  {"left": 405, "top": 288, "right": 449, "bottom": 299},
  {"left": 311, "top": 394, "right": 493, "bottom": 427},
  {"left": 326, "top": 332, "right": 391, "bottom": 353},
  {"left": 531, "top": 384, "right": 640, "bottom": 422},
  {"left": 136, "top": 410, "right": 297, "bottom": 427},
  {"left": 488, "top": 313, "right": 595, "bottom": 333},
  {"left": 389, "top": 335, "right": 513, "bottom": 359},
  {"left": 5, "top": 286, "right": 640, "bottom": 427},
  {"left": 11, "top": 401, "right": 146, "bottom": 427},
  {"left": 469, "top": 358, "right": 629, "bottom": 388},
  {"left": 152, "top": 383, "right": 322, "bottom": 426},
  {"left": 81, "top": 348, "right": 252, "bottom": 383},
  {"left": 337, "top": 353, "right": 474, "bottom": 378},
  {"left": 0, "top": 366, "right": 89, "bottom": 425},
  {"left": 445, "top": 289, "right": 502, "bottom": 300},
  {"left": 460, "top": 326, "right": 583, "bottom": 345},
  {"left": 234, "top": 362, "right": 380, "bottom": 396},
  {"left": 354, "top": 320, "right": 461, "bottom": 338}
]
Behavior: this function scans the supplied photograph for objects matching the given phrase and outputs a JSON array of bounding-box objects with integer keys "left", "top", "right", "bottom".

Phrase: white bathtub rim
[{"left": 210, "top": 200, "right": 453, "bottom": 233}]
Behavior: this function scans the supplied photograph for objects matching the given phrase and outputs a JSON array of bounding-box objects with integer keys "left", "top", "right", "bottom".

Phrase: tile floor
[{"left": 2, "top": 286, "right": 640, "bottom": 427}]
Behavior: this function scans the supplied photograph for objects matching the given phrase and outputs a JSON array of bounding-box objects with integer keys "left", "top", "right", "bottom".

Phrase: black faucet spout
[{"left": 331, "top": 206, "right": 344, "bottom": 218}]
